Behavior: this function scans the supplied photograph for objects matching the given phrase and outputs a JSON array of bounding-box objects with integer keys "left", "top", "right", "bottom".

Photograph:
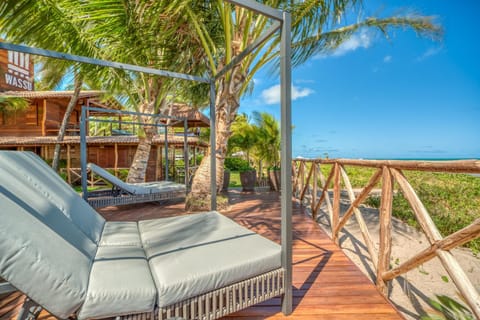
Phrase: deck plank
[{"left": 0, "top": 190, "right": 402, "bottom": 319}]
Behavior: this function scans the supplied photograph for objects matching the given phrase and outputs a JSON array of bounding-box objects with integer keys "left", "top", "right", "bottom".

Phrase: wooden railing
[{"left": 292, "top": 158, "right": 480, "bottom": 318}]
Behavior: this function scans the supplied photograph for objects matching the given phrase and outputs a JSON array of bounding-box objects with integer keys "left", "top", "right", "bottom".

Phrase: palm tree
[
  {"left": 229, "top": 113, "right": 257, "bottom": 165},
  {"left": 185, "top": 0, "right": 442, "bottom": 206},
  {"left": 252, "top": 111, "right": 281, "bottom": 169},
  {"left": 0, "top": 0, "right": 210, "bottom": 181},
  {"left": 0, "top": 96, "right": 29, "bottom": 113}
]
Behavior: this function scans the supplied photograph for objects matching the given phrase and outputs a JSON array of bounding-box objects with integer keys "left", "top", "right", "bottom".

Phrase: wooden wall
[
  {"left": 0, "top": 97, "right": 82, "bottom": 136},
  {"left": 44, "top": 98, "right": 81, "bottom": 136},
  {"left": 0, "top": 101, "right": 43, "bottom": 136}
]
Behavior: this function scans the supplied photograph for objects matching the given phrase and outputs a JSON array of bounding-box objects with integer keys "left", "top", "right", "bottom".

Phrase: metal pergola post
[
  {"left": 164, "top": 126, "right": 169, "bottom": 181},
  {"left": 280, "top": 10, "right": 293, "bottom": 315},
  {"left": 209, "top": 79, "right": 217, "bottom": 210},
  {"left": 184, "top": 118, "right": 189, "bottom": 186},
  {"left": 80, "top": 107, "right": 88, "bottom": 200}
]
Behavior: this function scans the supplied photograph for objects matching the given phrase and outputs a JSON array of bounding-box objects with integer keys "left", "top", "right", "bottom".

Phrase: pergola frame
[
  {"left": 79, "top": 106, "right": 190, "bottom": 194},
  {"left": 0, "top": 0, "right": 293, "bottom": 314}
]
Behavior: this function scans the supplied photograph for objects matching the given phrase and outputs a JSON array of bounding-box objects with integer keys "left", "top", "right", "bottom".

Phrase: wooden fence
[{"left": 292, "top": 158, "right": 480, "bottom": 318}]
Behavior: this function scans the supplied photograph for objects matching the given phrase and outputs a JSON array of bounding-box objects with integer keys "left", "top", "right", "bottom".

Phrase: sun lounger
[
  {"left": 0, "top": 151, "right": 284, "bottom": 320},
  {"left": 86, "top": 162, "right": 186, "bottom": 208}
]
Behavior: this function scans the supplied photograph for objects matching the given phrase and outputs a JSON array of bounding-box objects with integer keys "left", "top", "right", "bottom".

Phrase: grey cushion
[
  {"left": 0, "top": 151, "right": 106, "bottom": 243},
  {"left": 99, "top": 222, "right": 142, "bottom": 247},
  {"left": 78, "top": 246, "right": 157, "bottom": 319},
  {"left": 88, "top": 162, "right": 186, "bottom": 195},
  {"left": 0, "top": 188, "right": 94, "bottom": 319},
  {"left": 139, "top": 211, "right": 282, "bottom": 308},
  {"left": 130, "top": 181, "right": 186, "bottom": 195}
]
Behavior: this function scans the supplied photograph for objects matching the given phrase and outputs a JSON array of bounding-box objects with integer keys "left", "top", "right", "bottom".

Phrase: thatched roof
[
  {"left": 0, "top": 90, "right": 104, "bottom": 99},
  {"left": 0, "top": 135, "right": 208, "bottom": 147},
  {"left": 0, "top": 90, "right": 123, "bottom": 110},
  {"left": 163, "top": 103, "right": 210, "bottom": 127}
]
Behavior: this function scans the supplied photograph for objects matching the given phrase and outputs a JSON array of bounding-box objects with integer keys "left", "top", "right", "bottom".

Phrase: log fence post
[
  {"left": 332, "top": 163, "right": 340, "bottom": 244},
  {"left": 377, "top": 166, "right": 393, "bottom": 295}
]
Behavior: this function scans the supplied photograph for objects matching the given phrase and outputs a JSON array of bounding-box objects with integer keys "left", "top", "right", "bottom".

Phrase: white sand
[{"left": 300, "top": 197, "right": 480, "bottom": 319}]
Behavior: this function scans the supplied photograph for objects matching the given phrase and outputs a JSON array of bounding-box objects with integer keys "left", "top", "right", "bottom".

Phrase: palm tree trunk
[
  {"left": 126, "top": 125, "right": 156, "bottom": 182},
  {"left": 52, "top": 73, "right": 83, "bottom": 172},
  {"left": 187, "top": 66, "right": 245, "bottom": 209}
]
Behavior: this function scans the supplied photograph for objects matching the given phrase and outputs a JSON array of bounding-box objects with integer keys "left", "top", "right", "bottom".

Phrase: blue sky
[{"left": 240, "top": 1, "right": 480, "bottom": 159}]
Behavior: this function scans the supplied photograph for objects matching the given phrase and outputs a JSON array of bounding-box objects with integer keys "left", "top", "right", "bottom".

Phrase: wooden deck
[{"left": 0, "top": 190, "right": 402, "bottom": 320}]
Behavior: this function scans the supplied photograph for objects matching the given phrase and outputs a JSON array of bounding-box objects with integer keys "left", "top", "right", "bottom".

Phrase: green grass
[
  {"left": 228, "top": 171, "right": 242, "bottom": 187},
  {"left": 306, "top": 163, "right": 480, "bottom": 254}
]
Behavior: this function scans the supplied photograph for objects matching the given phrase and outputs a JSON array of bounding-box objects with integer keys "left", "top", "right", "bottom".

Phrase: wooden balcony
[{"left": 0, "top": 189, "right": 401, "bottom": 319}]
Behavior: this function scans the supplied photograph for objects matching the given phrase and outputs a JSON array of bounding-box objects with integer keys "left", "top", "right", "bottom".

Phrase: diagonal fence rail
[{"left": 292, "top": 158, "right": 480, "bottom": 318}]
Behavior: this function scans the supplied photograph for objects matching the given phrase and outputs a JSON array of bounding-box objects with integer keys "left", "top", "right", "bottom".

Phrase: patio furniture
[
  {"left": 0, "top": 151, "right": 284, "bottom": 320},
  {"left": 86, "top": 162, "right": 186, "bottom": 208}
]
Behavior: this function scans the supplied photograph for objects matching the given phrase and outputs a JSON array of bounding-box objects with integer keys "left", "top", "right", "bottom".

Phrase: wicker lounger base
[
  {"left": 118, "top": 268, "right": 284, "bottom": 320},
  {"left": 87, "top": 190, "right": 186, "bottom": 208}
]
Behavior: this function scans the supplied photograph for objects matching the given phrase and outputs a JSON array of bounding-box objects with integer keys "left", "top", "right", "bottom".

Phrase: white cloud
[
  {"left": 318, "top": 29, "right": 374, "bottom": 58},
  {"left": 261, "top": 84, "right": 314, "bottom": 105},
  {"left": 383, "top": 55, "right": 392, "bottom": 63},
  {"left": 416, "top": 47, "right": 442, "bottom": 61}
]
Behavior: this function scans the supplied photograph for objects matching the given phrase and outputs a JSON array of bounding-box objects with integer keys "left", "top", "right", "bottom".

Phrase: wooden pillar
[{"left": 42, "top": 99, "right": 47, "bottom": 136}]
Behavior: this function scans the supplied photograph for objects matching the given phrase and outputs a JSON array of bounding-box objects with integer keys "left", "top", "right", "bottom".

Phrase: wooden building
[{"left": 0, "top": 90, "right": 209, "bottom": 182}]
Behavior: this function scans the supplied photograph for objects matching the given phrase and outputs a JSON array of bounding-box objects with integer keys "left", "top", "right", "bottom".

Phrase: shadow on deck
[{"left": 0, "top": 190, "right": 402, "bottom": 320}]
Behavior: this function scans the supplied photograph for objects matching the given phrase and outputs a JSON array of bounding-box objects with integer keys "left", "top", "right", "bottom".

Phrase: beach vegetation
[{"left": 421, "top": 295, "right": 474, "bottom": 320}]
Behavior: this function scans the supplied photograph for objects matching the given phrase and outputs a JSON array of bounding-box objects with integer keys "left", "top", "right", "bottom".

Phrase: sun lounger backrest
[
  {"left": 0, "top": 151, "right": 106, "bottom": 243},
  {"left": 88, "top": 162, "right": 138, "bottom": 194},
  {"left": 0, "top": 182, "right": 95, "bottom": 318}
]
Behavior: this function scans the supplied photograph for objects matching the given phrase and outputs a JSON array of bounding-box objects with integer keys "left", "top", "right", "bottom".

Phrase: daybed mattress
[{"left": 139, "top": 211, "right": 282, "bottom": 308}]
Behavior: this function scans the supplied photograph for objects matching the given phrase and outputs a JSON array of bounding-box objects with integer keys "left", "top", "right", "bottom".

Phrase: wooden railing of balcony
[{"left": 292, "top": 158, "right": 480, "bottom": 318}]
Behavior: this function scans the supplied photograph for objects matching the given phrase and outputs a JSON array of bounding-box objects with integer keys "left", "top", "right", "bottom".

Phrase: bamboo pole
[
  {"left": 314, "top": 167, "right": 334, "bottom": 226},
  {"left": 377, "top": 166, "right": 393, "bottom": 295},
  {"left": 300, "top": 163, "right": 314, "bottom": 201},
  {"left": 336, "top": 165, "right": 379, "bottom": 268},
  {"left": 383, "top": 218, "right": 480, "bottom": 281},
  {"left": 332, "top": 163, "right": 340, "bottom": 244},
  {"left": 300, "top": 158, "right": 480, "bottom": 174}
]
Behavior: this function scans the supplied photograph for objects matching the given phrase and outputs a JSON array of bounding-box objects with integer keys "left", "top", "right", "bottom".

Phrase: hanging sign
[{"left": 0, "top": 48, "right": 34, "bottom": 91}]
